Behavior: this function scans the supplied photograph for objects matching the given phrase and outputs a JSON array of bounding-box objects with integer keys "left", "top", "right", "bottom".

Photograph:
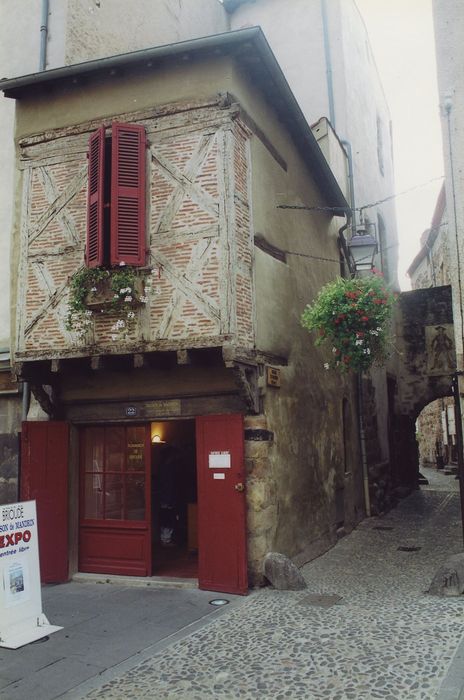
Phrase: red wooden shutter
[
  {"left": 111, "top": 123, "right": 146, "bottom": 266},
  {"left": 86, "top": 126, "right": 105, "bottom": 267},
  {"left": 21, "top": 421, "right": 70, "bottom": 583}
]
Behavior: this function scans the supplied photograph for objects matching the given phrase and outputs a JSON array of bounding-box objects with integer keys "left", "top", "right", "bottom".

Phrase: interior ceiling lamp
[
  {"left": 348, "top": 225, "right": 378, "bottom": 273},
  {"left": 151, "top": 434, "right": 166, "bottom": 444}
]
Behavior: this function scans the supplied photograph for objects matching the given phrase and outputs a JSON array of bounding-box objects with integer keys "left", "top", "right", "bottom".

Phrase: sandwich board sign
[{"left": 0, "top": 500, "right": 62, "bottom": 649}]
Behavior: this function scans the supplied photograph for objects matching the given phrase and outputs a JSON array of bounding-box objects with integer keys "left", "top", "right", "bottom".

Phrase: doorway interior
[{"left": 150, "top": 419, "right": 198, "bottom": 578}]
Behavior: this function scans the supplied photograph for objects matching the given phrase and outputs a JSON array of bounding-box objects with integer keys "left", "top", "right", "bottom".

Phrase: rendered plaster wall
[
  {"left": 231, "top": 72, "right": 365, "bottom": 571},
  {"left": 230, "top": 0, "right": 398, "bottom": 474},
  {"left": 230, "top": 0, "right": 399, "bottom": 290},
  {"left": 433, "top": 0, "right": 464, "bottom": 372},
  {"left": 64, "top": 0, "right": 227, "bottom": 65}
]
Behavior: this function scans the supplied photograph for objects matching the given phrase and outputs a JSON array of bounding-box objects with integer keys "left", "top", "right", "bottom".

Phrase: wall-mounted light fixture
[
  {"left": 348, "top": 224, "right": 378, "bottom": 274},
  {"left": 151, "top": 434, "right": 166, "bottom": 444}
]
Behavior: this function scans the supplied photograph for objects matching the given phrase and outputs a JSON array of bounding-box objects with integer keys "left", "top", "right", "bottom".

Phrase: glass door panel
[{"left": 79, "top": 424, "right": 151, "bottom": 576}]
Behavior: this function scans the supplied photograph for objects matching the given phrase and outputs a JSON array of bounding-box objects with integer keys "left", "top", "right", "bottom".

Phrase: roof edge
[{"left": 0, "top": 27, "right": 349, "bottom": 213}]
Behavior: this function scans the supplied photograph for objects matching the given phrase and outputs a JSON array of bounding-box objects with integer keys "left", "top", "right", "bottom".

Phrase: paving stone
[{"left": 68, "top": 467, "right": 464, "bottom": 700}]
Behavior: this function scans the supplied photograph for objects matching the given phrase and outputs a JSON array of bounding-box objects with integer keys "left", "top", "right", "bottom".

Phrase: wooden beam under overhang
[{"left": 176, "top": 349, "right": 192, "bottom": 365}]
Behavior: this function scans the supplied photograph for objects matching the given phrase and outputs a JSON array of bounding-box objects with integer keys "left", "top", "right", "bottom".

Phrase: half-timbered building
[{"left": 1, "top": 28, "right": 365, "bottom": 593}]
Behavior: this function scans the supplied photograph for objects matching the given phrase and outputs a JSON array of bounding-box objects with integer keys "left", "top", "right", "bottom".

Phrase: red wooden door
[
  {"left": 79, "top": 425, "right": 151, "bottom": 576},
  {"left": 21, "top": 421, "right": 70, "bottom": 583},
  {"left": 196, "top": 414, "right": 247, "bottom": 595}
]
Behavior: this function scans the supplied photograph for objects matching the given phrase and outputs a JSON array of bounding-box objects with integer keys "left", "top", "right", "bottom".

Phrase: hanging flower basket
[{"left": 301, "top": 272, "right": 396, "bottom": 373}]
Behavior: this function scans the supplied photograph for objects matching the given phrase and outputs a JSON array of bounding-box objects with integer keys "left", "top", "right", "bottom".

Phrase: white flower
[
  {"left": 332, "top": 347, "right": 337, "bottom": 354},
  {"left": 323, "top": 362, "right": 330, "bottom": 370},
  {"left": 116, "top": 319, "right": 125, "bottom": 329},
  {"left": 139, "top": 295, "right": 148, "bottom": 303},
  {"left": 370, "top": 330, "right": 378, "bottom": 336},
  {"left": 90, "top": 287, "right": 97, "bottom": 292},
  {"left": 124, "top": 296, "right": 133, "bottom": 303},
  {"left": 127, "top": 311, "right": 135, "bottom": 319},
  {"left": 85, "top": 310, "right": 93, "bottom": 316},
  {"left": 113, "top": 294, "right": 119, "bottom": 299},
  {"left": 119, "top": 261, "right": 126, "bottom": 267},
  {"left": 355, "top": 339, "right": 364, "bottom": 346},
  {"left": 111, "top": 334, "right": 118, "bottom": 341}
]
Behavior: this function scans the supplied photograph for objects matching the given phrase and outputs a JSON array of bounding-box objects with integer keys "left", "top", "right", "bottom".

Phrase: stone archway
[{"left": 391, "top": 285, "right": 456, "bottom": 490}]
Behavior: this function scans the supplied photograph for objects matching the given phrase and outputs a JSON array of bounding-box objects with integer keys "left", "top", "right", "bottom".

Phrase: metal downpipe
[{"left": 39, "top": 0, "right": 49, "bottom": 71}]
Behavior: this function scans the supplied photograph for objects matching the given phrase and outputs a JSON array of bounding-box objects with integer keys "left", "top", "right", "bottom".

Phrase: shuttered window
[
  {"left": 86, "top": 126, "right": 105, "bottom": 267},
  {"left": 86, "top": 123, "right": 146, "bottom": 268}
]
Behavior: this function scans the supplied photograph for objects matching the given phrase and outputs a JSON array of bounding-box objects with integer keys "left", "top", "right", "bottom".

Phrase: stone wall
[{"left": 392, "top": 285, "right": 455, "bottom": 488}]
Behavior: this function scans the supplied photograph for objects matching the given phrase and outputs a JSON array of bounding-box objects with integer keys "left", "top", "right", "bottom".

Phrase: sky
[{"left": 355, "top": 0, "right": 444, "bottom": 289}]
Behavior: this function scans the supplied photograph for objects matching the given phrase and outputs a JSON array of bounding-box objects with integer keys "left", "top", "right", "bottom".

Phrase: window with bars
[{"left": 87, "top": 123, "right": 146, "bottom": 268}]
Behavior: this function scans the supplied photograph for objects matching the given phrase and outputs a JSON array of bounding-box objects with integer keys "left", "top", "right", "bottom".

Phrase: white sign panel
[
  {"left": 213, "top": 473, "right": 226, "bottom": 480},
  {"left": 208, "top": 451, "right": 231, "bottom": 469},
  {"left": 0, "top": 500, "right": 62, "bottom": 649}
]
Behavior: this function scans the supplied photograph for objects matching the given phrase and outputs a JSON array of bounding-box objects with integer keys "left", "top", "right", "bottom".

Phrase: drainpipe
[
  {"left": 39, "top": 0, "right": 49, "bottom": 71},
  {"left": 357, "top": 374, "right": 371, "bottom": 517},
  {"left": 338, "top": 212, "right": 353, "bottom": 276},
  {"left": 321, "top": 0, "right": 336, "bottom": 129},
  {"left": 340, "top": 139, "right": 356, "bottom": 234}
]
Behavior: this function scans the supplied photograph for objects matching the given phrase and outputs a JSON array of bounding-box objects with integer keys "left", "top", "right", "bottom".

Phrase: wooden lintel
[
  {"left": 232, "top": 362, "right": 260, "bottom": 414},
  {"left": 176, "top": 349, "right": 192, "bottom": 365},
  {"left": 51, "top": 359, "right": 61, "bottom": 373},
  {"left": 30, "top": 383, "right": 62, "bottom": 419},
  {"left": 13, "top": 362, "right": 24, "bottom": 379},
  {"left": 90, "top": 355, "right": 103, "bottom": 371},
  {"left": 134, "top": 353, "right": 147, "bottom": 369},
  {"left": 222, "top": 344, "right": 236, "bottom": 368}
]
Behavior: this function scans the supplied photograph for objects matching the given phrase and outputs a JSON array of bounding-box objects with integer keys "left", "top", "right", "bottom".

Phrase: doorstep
[{"left": 72, "top": 572, "right": 198, "bottom": 589}]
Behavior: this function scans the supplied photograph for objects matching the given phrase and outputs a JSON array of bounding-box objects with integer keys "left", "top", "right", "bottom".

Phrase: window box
[{"left": 84, "top": 275, "right": 145, "bottom": 312}]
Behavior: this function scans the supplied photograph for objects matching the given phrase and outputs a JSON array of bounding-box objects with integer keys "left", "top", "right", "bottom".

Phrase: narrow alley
[
  {"left": 72, "top": 468, "right": 463, "bottom": 700},
  {"left": 2, "top": 467, "right": 462, "bottom": 700}
]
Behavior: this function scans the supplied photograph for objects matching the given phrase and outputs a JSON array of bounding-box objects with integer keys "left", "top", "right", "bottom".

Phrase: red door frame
[
  {"left": 78, "top": 424, "right": 152, "bottom": 577},
  {"left": 20, "top": 421, "right": 70, "bottom": 583},
  {"left": 196, "top": 414, "right": 248, "bottom": 595}
]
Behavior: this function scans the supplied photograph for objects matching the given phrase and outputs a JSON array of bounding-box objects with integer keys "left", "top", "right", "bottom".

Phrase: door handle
[{"left": 234, "top": 482, "right": 245, "bottom": 492}]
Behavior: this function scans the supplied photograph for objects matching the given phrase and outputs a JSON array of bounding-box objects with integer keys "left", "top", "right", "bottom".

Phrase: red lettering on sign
[{"left": 0, "top": 530, "right": 31, "bottom": 547}]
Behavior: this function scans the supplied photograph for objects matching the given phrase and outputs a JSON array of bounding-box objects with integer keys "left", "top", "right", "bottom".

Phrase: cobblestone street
[{"left": 66, "top": 468, "right": 464, "bottom": 700}]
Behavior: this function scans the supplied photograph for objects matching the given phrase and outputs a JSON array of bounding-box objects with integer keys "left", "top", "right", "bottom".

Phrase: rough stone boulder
[
  {"left": 429, "top": 553, "right": 464, "bottom": 597},
  {"left": 263, "top": 552, "right": 307, "bottom": 590}
]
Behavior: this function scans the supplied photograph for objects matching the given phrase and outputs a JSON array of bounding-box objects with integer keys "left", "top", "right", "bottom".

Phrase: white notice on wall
[
  {"left": 208, "top": 451, "right": 231, "bottom": 469},
  {"left": 213, "top": 473, "right": 226, "bottom": 480}
]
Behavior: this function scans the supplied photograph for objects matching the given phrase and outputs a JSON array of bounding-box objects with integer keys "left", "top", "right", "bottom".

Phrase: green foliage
[
  {"left": 66, "top": 266, "right": 143, "bottom": 339},
  {"left": 301, "top": 273, "right": 396, "bottom": 373}
]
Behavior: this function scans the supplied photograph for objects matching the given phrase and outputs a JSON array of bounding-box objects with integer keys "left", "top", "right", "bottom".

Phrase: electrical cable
[{"left": 277, "top": 175, "right": 445, "bottom": 214}]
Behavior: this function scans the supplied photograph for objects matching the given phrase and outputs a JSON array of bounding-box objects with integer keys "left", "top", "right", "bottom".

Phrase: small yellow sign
[{"left": 266, "top": 366, "right": 281, "bottom": 387}]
